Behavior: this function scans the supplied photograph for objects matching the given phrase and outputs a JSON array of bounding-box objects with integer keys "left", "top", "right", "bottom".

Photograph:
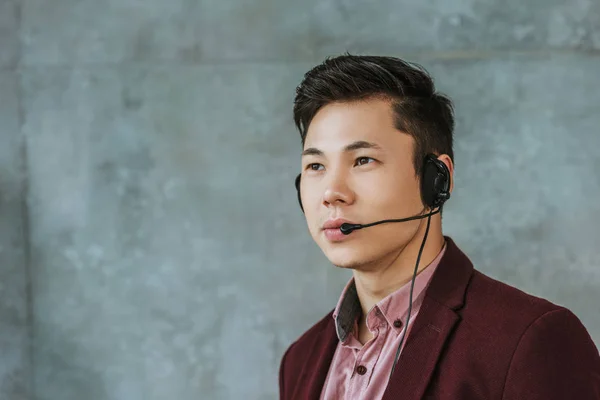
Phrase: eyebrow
[{"left": 301, "top": 140, "right": 383, "bottom": 157}]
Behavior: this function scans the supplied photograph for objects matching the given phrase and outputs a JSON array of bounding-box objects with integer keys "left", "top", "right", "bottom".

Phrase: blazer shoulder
[
  {"left": 283, "top": 309, "right": 335, "bottom": 356},
  {"left": 458, "top": 268, "right": 585, "bottom": 345},
  {"left": 469, "top": 268, "right": 562, "bottom": 318},
  {"left": 279, "top": 310, "right": 336, "bottom": 397},
  {"left": 501, "top": 306, "right": 600, "bottom": 399}
]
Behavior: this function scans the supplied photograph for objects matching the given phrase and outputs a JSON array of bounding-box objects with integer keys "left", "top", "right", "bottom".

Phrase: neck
[{"left": 352, "top": 219, "right": 445, "bottom": 321}]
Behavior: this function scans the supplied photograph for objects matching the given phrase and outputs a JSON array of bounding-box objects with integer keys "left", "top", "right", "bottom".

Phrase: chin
[{"left": 322, "top": 246, "right": 376, "bottom": 270}]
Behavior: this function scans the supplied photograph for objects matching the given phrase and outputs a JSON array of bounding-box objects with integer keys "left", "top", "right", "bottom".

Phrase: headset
[
  {"left": 294, "top": 153, "right": 450, "bottom": 214},
  {"left": 292, "top": 153, "right": 451, "bottom": 381}
]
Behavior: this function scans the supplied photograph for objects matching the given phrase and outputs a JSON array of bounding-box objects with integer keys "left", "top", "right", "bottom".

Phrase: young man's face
[{"left": 300, "top": 98, "right": 427, "bottom": 270}]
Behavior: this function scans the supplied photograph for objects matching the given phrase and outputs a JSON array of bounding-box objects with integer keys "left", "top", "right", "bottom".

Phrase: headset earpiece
[
  {"left": 421, "top": 154, "right": 451, "bottom": 209},
  {"left": 295, "top": 173, "right": 304, "bottom": 213}
]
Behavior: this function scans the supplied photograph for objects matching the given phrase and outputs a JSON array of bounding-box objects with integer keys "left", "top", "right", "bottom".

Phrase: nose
[{"left": 322, "top": 173, "right": 354, "bottom": 208}]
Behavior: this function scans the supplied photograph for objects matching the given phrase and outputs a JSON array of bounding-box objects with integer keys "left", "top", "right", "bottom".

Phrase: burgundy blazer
[{"left": 279, "top": 236, "right": 600, "bottom": 399}]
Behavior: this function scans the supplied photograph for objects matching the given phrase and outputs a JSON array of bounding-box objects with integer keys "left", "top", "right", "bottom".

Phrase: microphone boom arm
[{"left": 339, "top": 207, "right": 441, "bottom": 235}]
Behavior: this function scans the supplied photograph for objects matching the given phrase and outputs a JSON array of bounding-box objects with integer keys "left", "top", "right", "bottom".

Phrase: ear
[{"left": 436, "top": 154, "right": 454, "bottom": 194}]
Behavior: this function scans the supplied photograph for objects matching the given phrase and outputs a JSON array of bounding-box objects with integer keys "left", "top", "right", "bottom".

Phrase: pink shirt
[{"left": 320, "top": 241, "right": 447, "bottom": 399}]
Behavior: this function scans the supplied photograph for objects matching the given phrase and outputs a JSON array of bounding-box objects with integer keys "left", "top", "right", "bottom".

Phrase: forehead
[{"left": 303, "top": 98, "right": 413, "bottom": 153}]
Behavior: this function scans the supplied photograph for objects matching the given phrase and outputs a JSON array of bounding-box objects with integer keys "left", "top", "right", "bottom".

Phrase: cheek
[
  {"left": 301, "top": 187, "right": 319, "bottom": 213},
  {"left": 302, "top": 193, "right": 321, "bottom": 229},
  {"left": 364, "top": 176, "right": 421, "bottom": 209}
]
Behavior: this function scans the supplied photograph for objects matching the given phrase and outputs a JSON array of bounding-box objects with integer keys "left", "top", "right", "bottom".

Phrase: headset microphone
[{"left": 339, "top": 207, "right": 442, "bottom": 235}]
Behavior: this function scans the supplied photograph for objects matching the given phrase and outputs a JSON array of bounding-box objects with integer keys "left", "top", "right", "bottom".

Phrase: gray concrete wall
[
  {"left": 1, "top": 0, "right": 599, "bottom": 399},
  {"left": 1, "top": 0, "right": 30, "bottom": 397}
]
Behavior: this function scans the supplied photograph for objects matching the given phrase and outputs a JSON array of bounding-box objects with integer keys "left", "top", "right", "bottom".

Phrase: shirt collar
[{"left": 332, "top": 240, "right": 447, "bottom": 343}]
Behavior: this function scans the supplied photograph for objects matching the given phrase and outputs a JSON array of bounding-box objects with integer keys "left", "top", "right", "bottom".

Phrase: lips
[
  {"left": 322, "top": 218, "right": 355, "bottom": 230},
  {"left": 322, "top": 219, "right": 356, "bottom": 242}
]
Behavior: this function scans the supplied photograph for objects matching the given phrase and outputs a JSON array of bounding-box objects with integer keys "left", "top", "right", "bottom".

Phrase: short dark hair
[{"left": 293, "top": 54, "right": 455, "bottom": 178}]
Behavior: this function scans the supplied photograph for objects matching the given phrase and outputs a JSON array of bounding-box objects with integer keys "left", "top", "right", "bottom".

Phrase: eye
[
  {"left": 355, "top": 157, "right": 375, "bottom": 166},
  {"left": 306, "top": 163, "right": 324, "bottom": 171}
]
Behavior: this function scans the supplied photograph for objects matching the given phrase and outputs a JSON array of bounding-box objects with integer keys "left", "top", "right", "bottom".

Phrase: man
[{"left": 279, "top": 54, "right": 600, "bottom": 399}]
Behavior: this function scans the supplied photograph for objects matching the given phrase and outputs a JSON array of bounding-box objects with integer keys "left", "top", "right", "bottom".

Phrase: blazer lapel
[
  {"left": 382, "top": 236, "right": 474, "bottom": 400},
  {"left": 292, "top": 315, "right": 339, "bottom": 400}
]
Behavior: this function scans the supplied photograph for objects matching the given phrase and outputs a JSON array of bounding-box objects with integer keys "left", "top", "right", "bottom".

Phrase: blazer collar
[
  {"left": 296, "top": 236, "right": 474, "bottom": 400},
  {"left": 382, "top": 235, "right": 473, "bottom": 399}
]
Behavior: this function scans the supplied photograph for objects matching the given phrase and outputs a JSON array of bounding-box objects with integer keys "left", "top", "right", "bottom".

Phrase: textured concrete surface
[
  {"left": 2, "top": 0, "right": 600, "bottom": 399},
  {"left": 22, "top": 65, "right": 316, "bottom": 400},
  {"left": 0, "top": 0, "right": 20, "bottom": 69},
  {"left": 20, "top": 0, "right": 600, "bottom": 65},
  {"left": 0, "top": 71, "right": 30, "bottom": 399}
]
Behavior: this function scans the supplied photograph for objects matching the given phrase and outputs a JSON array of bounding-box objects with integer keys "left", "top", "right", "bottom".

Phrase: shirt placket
[{"left": 346, "top": 308, "right": 387, "bottom": 399}]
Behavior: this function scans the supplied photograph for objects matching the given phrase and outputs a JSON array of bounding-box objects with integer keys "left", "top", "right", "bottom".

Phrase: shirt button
[
  {"left": 393, "top": 319, "right": 403, "bottom": 328},
  {"left": 356, "top": 365, "right": 367, "bottom": 375}
]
